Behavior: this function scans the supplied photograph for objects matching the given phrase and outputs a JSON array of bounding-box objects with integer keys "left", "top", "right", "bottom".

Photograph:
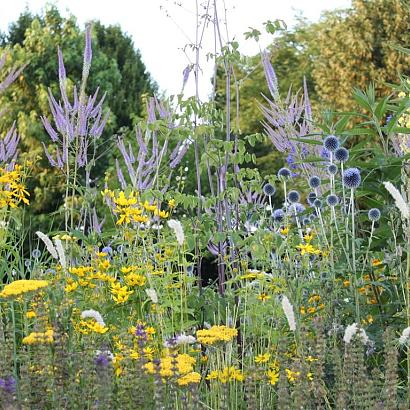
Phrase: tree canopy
[
  {"left": 0, "top": 6, "right": 156, "bottom": 225},
  {"left": 213, "top": 0, "right": 410, "bottom": 176}
]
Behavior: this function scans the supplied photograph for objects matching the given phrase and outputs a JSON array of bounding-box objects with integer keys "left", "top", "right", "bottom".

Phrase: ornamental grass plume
[
  {"left": 281, "top": 295, "right": 296, "bottom": 331},
  {"left": 36, "top": 231, "right": 58, "bottom": 259},
  {"left": 0, "top": 279, "right": 49, "bottom": 298},
  {"left": 54, "top": 238, "right": 67, "bottom": 269},
  {"left": 145, "top": 288, "right": 158, "bottom": 304},
  {"left": 343, "top": 323, "right": 369, "bottom": 345},
  {"left": 81, "top": 309, "right": 106, "bottom": 327},
  {"left": 383, "top": 181, "right": 409, "bottom": 219},
  {"left": 167, "top": 219, "right": 185, "bottom": 246},
  {"left": 399, "top": 327, "right": 410, "bottom": 345}
]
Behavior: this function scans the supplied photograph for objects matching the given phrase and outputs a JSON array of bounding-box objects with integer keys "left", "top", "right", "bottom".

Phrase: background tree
[
  {"left": 312, "top": 0, "right": 410, "bottom": 111},
  {"left": 0, "top": 6, "right": 156, "bottom": 228},
  {"left": 212, "top": 0, "right": 410, "bottom": 178}
]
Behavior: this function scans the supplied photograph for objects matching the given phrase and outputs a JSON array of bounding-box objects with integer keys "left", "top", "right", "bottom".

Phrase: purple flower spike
[
  {"left": 84, "top": 24, "right": 92, "bottom": 68},
  {"left": 135, "top": 323, "right": 147, "bottom": 339},
  {"left": 262, "top": 51, "right": 279, "bottom": 100},
  {"left": 95, "top": 352, "right": 110, "bottom": 368},
  {"left": 57, "top": 47, "right": 66, "bottom": 84},
  {"left": 0, "top": 375, "right": 16, "bottom": 394}
]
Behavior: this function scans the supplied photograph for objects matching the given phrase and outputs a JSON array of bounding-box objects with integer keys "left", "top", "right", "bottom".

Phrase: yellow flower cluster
[
  {"left": 300, "top": 294, "right": 325, "bottom": 315},
  {"left": 0, "top": 165, "right": 30, "bottom": 208},
  {"left": 22, "top": 329, "right": 54, "bottom": 345},
  {"left": 255, "top": 353, "right": 271, "bottom": 364},
  {"left": 144, "top": 353, "right": 200, "bottom": 385},
  {"left": 66, "top": 255, "right": 116, "bottom": 292},
  {"left": 102, "top": 190, "right": 171, "bottom": 225},
  {"left": 196, "top": 325, "right": 238, "bottom": 345},
  {"left": 267, "top": 369, "right": 279, "bottom": 385},
  {"left": 0, "top": 279, "right": 49, "bottom": 298},
  {"left": 75, "top": 319, "right": 109, "bottom": 334},
  {"left": 296, "top": 243, "right": 321, "bottom": 256},
  {"left": 285, "top": 368, "right": 300, "bottom": 382},
  {"left": 111, "top": 282, "right": 133, "bottom": 304},
  {"left": 206, "top": 366, "right": 244, "bottom": 383},
  {"left": 176, "top": 371, "right": 201, "bottom": 386},
  {"left": 122, "top": 266, "right": 147, "bottom": 287}
]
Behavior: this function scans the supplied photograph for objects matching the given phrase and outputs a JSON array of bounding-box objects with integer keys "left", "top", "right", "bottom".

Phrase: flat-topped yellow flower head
[{"left": 0, "top": 279, "right": 49, "bottom": 299}]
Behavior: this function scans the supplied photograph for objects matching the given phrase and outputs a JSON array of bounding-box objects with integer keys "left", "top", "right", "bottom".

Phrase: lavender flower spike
[
  {"left": 84, "top": 24, "right": 92, "bottom": 68},
  {"left": 57, "top": 47, "right": 66, "bottom": 84},
  {"left": 262, "top": 51, "right": 279, "bottom": 100}
]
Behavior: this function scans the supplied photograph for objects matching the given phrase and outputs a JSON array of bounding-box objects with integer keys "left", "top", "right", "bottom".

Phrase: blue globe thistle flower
[
  {"left": 368, "top": 208, "right": 381, "bottom": 222},
  {"left": 326, "top": 194, "right": 339, "bottom": 207},
  {"left": 308, "top": 176, "right": 321, "bottom": 189},
  {"left": 335, "top": 147, "right": 349, "bottom": 163},
  {"left": 288, "top": 190, "right": 300, "bottom": 203},
  {"left": 278, "top": 167, "right": 291, "bottom": 178},
  {"left": 102, "top": 246, "right": 113, "bottom": 254},
  {"left": 31, "top": 249, "right": 41, "bottom": 259},
  {"left": 273, "top": 209, "right": 285, "bottom": 222},
  {"left": 323, "top": 135, "right": 340, "bottom": 152},
  {"left": 288, "top": 202, "right": 305, "bottom": 214},
  {"left": 342, "top": 167, "right": 361, "bottom": 189},
  {"left": 307, "top": 191, "right": 317, "bottom": 206},
  {"left": 313, "top": 199, "right": 323, "bottom": 208},
  {"left": 263, "top": 183, "right": 276, "bottom": 196},
  {"left": 327, "top": 164, "right": 338, "bottom": 175},
  {"left": 320, "top": 147, "right": 331, "bottom": 159}
]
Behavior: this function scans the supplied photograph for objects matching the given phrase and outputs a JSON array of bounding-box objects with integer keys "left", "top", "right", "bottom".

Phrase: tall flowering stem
[
  {"left": 116, "top": 98, "right": 188, "bottom": 192},
  {"left": 41, "top": 25, "right": 108, "bottom": 231}
]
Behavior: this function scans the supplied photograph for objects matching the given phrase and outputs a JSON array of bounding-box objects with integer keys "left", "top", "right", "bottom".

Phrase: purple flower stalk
[
  {"left": 95, "top": 352, "right": 111, "bottom": 368},
  {"left": 0, "top": 375, "right": 16, "bottom": 394},
  {"left": 41, "top": 28, "right": 109, "bottom": 170},
  {"left": 116, "top": 97, "right": 189, "bottom": 192},
  {"left": 262, "top": 51, "right": 279, "bottom": 100}
]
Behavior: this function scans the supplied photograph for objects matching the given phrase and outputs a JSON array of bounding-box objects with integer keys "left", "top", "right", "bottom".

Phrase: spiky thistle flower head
[
  {"left": 278, "top": 167, "right": 291, "bottom": 178},
  {"left": 313, "top": 199, "right": 322, "bottom": 208},
  {"left": 307, "top": 191, "right": 317, "bottom": 206},
  {"left": 335, "top": 147, "right": 349, "bottom": 163},
  {"left": 287, "top": 190, "right": 300, "bottom": 203},
  {"left": 368, "top": 208, "right": 381, "bottom": 221},
  {"left": 326, "top": 194, "right": 339, "bottom": 207},
  {"left": 342, "top": 168, "right": 361, "bottom": 189},
  {"left": 273, "top": 209, "right": 284, "bottom": 222},
  {"left": 323, "top": 135, "right": 340, "bottom": 152},
  {"left": 327, "top": 163, "right": 338, "bottom": 175},
  {"left": 263, "top": 183, "right": 276, "bottom": 196},
  {"left": 288, "top": 202, "right": 305, "bottom": 214},
  {"left": 308, "top": 176, "right": 321, "bottom": 189}
]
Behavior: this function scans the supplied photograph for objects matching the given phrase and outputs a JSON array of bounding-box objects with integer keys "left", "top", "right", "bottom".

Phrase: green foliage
[{"left": 0, "top": 6, "right": 156, "bottom": 228}]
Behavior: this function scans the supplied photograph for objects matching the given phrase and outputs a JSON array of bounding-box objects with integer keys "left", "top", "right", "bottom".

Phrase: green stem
[{"left": 350, "top": 189, "right": 360, "bottom": 322}]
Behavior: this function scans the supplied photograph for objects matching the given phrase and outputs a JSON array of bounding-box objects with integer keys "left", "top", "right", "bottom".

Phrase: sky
[{"left": 0, "top": 0, "right": 351, "bottom": 100}]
